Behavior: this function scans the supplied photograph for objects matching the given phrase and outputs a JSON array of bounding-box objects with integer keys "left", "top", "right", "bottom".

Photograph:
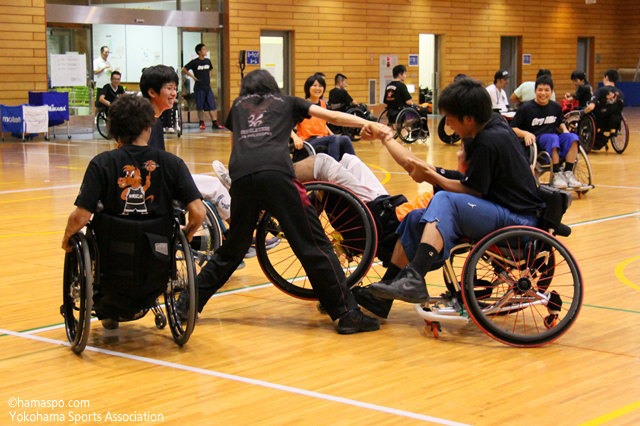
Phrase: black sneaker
[
  {"left": 175, "top": 290, "right": 190, "bottom": 321},
  {"left": 337, "top": 309, "right": 380, "bottom": 334},
  {"left": 352, "top": 286, "right": 393, "bottom": 319},
  {"left": 368, "top": 265, "right": 429, "bottom": 303}
]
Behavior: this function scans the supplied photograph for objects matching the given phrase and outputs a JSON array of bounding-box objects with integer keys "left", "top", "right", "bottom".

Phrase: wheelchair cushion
[{"left": 91, "top": 213, "right": 175, "bottom": 320}]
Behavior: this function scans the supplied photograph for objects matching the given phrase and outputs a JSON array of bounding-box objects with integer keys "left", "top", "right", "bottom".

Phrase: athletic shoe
[
  {"left": 244, "top": 246, "right": 257, "bottom": 258},
  {"left": 352, "top": 286, "right": 393, "bottom": 319},
  {"left": 551, "top": 172, "right": 568, "bottom": 190},
  {"left": 199, "top": 121, "right": 206, "bottom": 130},
  {"left": 236, "top": 260, "right": 246, "bottom": 270},
  {"left": 368, "top": 265, "right": 429, "bottom": 303},
  {"left": 101, "top": 318, "right": 119, "bottom": 330},
  {"left": 337, "top": 309, "right": 380, "bottom": 334},
  {"left": 563, "top": 171, "right": 582, "bottom": 190},
  {"left": 212, "top": 122, "right": 223, "bottom": 130},
  {"left": 251, "top": 236, "right": 281, "bottom": 251},
  {"left": 212, "top": 160, "right": 232, "bottom": 190}
]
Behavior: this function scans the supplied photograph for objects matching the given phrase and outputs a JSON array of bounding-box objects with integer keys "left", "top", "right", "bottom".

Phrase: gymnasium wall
[
  {"left": 0, "top": 0, "right": 48, "bottom": 106},
  {"left": 227, "top": 0, "right": 640, "bottom": 105}
]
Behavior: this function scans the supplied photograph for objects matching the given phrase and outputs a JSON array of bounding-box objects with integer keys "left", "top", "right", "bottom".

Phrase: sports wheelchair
[
  {"left": 96, "top": 109, "right": 109, "bottom": 139},
  {"left": 565, "top": 110, "right": 629, "bottom": 154},
  {"left": 252, "top": 179, "right": 583, "bottom": 347},
  {"left": 61, "top": 207, "right": 198, "bottom": 354},
  {"left": 378, "top": 106, "right": 430, "bottom": 144},
  {"left": 437, "top": 116, "right": 461, "bottom": 144},
  {"left": 333, "top": 104, "right": 376, "bottom": 141}
]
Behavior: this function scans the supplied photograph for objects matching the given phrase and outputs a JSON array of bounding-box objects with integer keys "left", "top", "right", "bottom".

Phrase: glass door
[{"left": 260, "top": 31, "right": 291, "bottom": 95}]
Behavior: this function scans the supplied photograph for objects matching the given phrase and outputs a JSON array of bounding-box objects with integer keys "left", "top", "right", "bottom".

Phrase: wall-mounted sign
[
  {"left": 523, "top": 54, "right": 532, "bottom": 65},
  {"left": 408, "top": 54, "right": 419, "bottom": 66},
  {"left": 246, "top": 50, "right": 260, "bottom": 65}
]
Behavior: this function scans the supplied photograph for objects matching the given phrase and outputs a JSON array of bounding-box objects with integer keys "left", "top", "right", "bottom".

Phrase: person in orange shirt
[{"left": 295, "top": 75, "right": 356, "bottom": 161}]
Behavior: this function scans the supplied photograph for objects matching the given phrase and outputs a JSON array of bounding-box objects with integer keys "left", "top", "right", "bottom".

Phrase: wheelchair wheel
[
  {"left": 255, "top": 182, "right": 378, "bottom": 300},
  {"left": 191, "top": 201, "right": 224, "bottom": 267},
  {"left": 573, "top": 144, "right": 593, "bottom": 194},
  {"left": 176, "top": 102, "right": 183, "bottom": 138},
  {"left": 437, "top": 116, "right": 460, "bottom": 144},
  {"left": 396, "top": 108, "right": 422, "bottom": 144},
  {"left": 96, "top": 111, "right": 108, "bottom": 140},
  {"left": 377, "top": 108, "right": 390, "bottom": 126},
  {"left": 577, "top": 115, "right": 596, "bottom": 153},
  {"left": 62, "top": 233, "right": 93, "bottom": 354},
  {"left": 611, "top": 115, "right": 629, "bottom": 154},
  {"left": 342, "top": 106, "right": 367, "bottom": 141},
  {"left": 461, "top": 226, "right": 583, "bottom": 347},
  {"left": 165, "top": 228, "right": 197, "bottom": 346}
]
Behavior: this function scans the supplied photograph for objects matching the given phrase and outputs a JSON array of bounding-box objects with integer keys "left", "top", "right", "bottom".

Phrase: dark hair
[
  {"left": 493, "top": 69, "right": 510, "bottom": 84},
  {"left": 304, "top": 74, "right": 326, "bottom": 99},
  {"left": 110, "top": 71, "right": 121, "bottom": 80},
  {"left": 536, "top": 69, "right": 552, "bottom": 78},
  {"left": 239, "top": 69, "right": 281, "bottom": 96},
  {"left": 604, "top": 69, "right": 619, "bottom": 83},
  {"left": 108, "top": 95, "right": 155, "bottom": 145},
  {"left": 100, "top": 46, "right": 109, "bottom": 54},
  {"left": 314, "top": 72, "right": 325, "bottom": 78},
  {"left": 393, "top": 65, "right": 406, "bottom": 78},
  {"left": 335, "top": 73, "right": 347, "bottom": 85},
  {"left": 570, "top": 70, "right": 587, "bottom": 82},
  {"left": 195, "top": 43, "right": 205, "bottom": 54},
  {"left": 535, "top": 75, "right": 554, "bottom": 90},
  {"left": 453, "top": 73, "right": 467, "bottom": 82},
  {"left": 438, "top": 77, "right": 492, "bottom": 125},
  {"left": 140, "top": 65, "right": 179, "bottom": 99}
]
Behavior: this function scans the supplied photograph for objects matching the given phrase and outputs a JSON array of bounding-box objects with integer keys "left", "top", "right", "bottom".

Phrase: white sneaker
[
  {"left": 551, "top": 172, "right": 568, "bottom": 189},
  {"left": 212, "top": 160, "right": 232, "bottom": 190},
  {"left": 563, "top": 170, "right": 582, "bottom": 190}
]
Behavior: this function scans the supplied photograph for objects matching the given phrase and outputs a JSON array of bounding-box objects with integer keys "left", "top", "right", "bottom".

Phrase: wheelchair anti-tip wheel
[
  {"left": 461, "top": 226, "right": 583, "bottom": 347},
  {"left": 164, "top": 228, "right": 197, "bottom": 346},
  {"left": 437, "top": 116, "right": 460, "bottom": 144},
  {"left": 62, "top": 233, "right": 94, "bottom": 354},
  {"left": 96, "top": 111, "right": 108, "bottom": 140},
  {"left": 255, "top": 182, "right": 378, "bottom": 300}
]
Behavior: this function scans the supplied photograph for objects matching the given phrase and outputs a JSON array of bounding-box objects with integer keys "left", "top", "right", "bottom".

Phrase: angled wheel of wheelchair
[
  {"left": 62, "top": 232, "right": 94, "bottom": 354},
  {"left": 395, "top": 107, "right": 422, "bottom": 144},
  {"left": 573, "top": 144, "right": 593, "bottom": 195},
  {"left": 342, "top": 106, "right": 367, "bottom": 141},
  {"left": 164, "top": 228, "right": 197, "bottom": 346},
  {"left": 437, "top": 116, "right": 460, "bottom": 144},
  {"left": 290, "top": 140, "right": 316, "bottom": 163},
  {"left": 611, "top": 115, "right": 629, "bottom": 154},
  {"left": 190, "top": 201, "right": 224, "bottom": 268},
  {"left": 460, "top": 226, "right": 583, "bottom": 347},
  {"left": 96, "top": 111, "right": 108, "bottom": 140},
  {"left": 377, "top": 108, "right": 390, "bottom": 126},
  {"left": 577, "top": 115, "right": 596, "bottom": 153},
  {"left": 255, "top": 182, "right": 378, "bottom": 300},
  {"left": 176, "top": 102, "right": 183, "bottom": 138}
]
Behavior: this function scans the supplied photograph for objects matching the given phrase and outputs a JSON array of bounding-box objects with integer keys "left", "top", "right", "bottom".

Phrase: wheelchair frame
[
  {"left": 61, "top": 214, "right": 198, "bottom": 354},
  {"left": 378, "top": 106, "right": 430, "bottom": 144}
]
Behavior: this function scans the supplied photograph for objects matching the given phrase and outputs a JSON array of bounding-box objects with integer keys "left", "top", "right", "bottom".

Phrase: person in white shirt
[
  {"left": 93, "top": 46, "right": 112, "bottom": 89},
  {"left": 486, "top": 69, "right": 510, "bottom": 112}
]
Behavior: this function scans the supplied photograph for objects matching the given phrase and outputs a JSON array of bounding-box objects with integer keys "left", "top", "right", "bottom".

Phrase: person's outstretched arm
[{"left": 183, "top": 199, "right": 206, "bottom": 242}]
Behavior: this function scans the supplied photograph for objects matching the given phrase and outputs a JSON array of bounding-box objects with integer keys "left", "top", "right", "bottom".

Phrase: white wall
[{"left": 419, "top": 34, "right": 435, "bottom": 91}]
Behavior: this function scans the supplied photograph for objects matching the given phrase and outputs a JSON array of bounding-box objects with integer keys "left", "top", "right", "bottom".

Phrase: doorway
[
  {"left": 260, "top": 31, "right": 292, "bottom": 95},
  {"left": 500, "top": 36, "right": 521, "bottom": 96},
  {"left": 577, "top": 37, "right": 595, "bottom": 83},
  {"left": 419, "top": 34, "right": 440, "bottom": 113}
]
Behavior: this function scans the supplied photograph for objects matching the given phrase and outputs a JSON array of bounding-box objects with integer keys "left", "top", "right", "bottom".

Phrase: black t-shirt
[
  {"left": 511, "top": 100, "right": 564, "bottom": 137},
  {"left": 384, "top": 81, "right": 411, "bottom": 110},
  {"left": 74, "top": 144, "right": 201, "bottom": 217},
  {"left": 184, "top": 58, "right": 213, "bottom": 91},
  {"left": 148, "top": 118, "right": 164, "bottom": 150},
  {"left": 225, "top": 94, "right": 311, "bottom": 182},
  {"left": 461, "top": 115, "right": 545, "bottom": 214},
  {"left": 328, "top": 88, "right": 353, "bottom": 112},
  {"left": 590, "top": 85, "right": 624, "bottom": 114},
  {"left": 101, "top": 83, "right": 125, "bottom": 104},
  {"left": 574, "top": 84, "right": 592, "bottom": 108}
]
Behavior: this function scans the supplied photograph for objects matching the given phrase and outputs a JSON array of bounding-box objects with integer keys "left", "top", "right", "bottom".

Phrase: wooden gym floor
[{"left": 0, "top": 110, "right": 639, "bottom": 425}]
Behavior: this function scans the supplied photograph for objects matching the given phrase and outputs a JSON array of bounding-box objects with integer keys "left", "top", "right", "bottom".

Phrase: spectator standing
[{"left": 182, "top": 44, "right": 222, "bottom": 130}]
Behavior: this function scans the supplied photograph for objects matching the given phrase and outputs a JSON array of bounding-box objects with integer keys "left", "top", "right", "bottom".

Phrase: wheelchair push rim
[
  {"left": 611, "top": 115, "right": 629, "bottom": 154},
  {"left": 96, "top": 111, "right": 108, "bottom": 140},
  {"left": 62, "top": 233, "right": 93, "bottom": 354},
  {"left": 396, "top": 108, "right": 423, "bottom": 144},
  {"left": 460, "top": 226, "right": 583, "bottom": 347},
  {"left": 164, "top": 228, "right": 197, "bottom": 345},
  {"left": 255, "top": 182, "right": 378, "bottom": 300}
]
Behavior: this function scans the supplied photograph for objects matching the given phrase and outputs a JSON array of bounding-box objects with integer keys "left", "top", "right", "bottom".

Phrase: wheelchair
[
  {"left": 96, "top": 109, "right": 108, "bottom": 139},
  {"left": 377, "top": 106, "right": 430, "bottom": 144},
  {"left": 566, "top": 111, "right": 629, "bottom": 154},
  {"left": 161, "top": 99, "right": 183, "bottom": 138},
  {"left": 437, "top": 116, "right": 461, "bottom": 144},
  {"left": 336, "top": 104, "right": 376, "bottom": 141},
  {"left": 61, "top": 208, "right": 198, "bottom": 354},
  {"left": 524, "top": 139, "right": 594, "bottom": 198}
]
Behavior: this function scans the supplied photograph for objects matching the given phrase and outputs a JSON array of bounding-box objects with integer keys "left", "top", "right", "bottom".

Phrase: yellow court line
[
  {"left": 365, "top": 163, "right": 391, "bottom": 186},
  {"left": 614, "top": 256, "right": 640, "bottom": 292},
  {"left": 581, "top": 400, "right": 640, "bottom": 425}
]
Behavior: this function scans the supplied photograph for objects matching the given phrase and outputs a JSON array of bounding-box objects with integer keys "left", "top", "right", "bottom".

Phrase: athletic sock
[
  {"left": 382, "top": 263, "right": 401, "bottom": 282},
  {"left": 410, "top": 243, "right": 439, "bottom": 277},
  {"left": 564, "top": 162, "right": 574, "bottom": 172},
  {"left": 553, "top": 163, "right": 561, "bottom": 173}
]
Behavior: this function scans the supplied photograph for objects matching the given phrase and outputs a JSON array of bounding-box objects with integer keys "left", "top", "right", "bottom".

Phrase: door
[
  {"left": 260, "top": 31, "right": 291, "bottom": 95},
  {"left": 500, "top": 36, "right": 520, "bottom": 97},
  {"left": 577, "top": 37, "right": 594, "bottom": 82},
  {"left": 419, "top": 34, "right": 440, "bottom": 113}
]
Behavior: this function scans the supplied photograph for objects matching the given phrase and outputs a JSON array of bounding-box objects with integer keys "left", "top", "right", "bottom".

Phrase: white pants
[
  {"left": 313, "top": 153, "right": 388, "bottom": 203},
  {"left": 191, "top": 174, "right": 231, "bottom": 221}
]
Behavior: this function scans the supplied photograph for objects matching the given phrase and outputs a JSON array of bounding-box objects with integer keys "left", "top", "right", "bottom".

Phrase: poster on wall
[{"left": 50, "top": 53, "right": 87, "bottom": 87}]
